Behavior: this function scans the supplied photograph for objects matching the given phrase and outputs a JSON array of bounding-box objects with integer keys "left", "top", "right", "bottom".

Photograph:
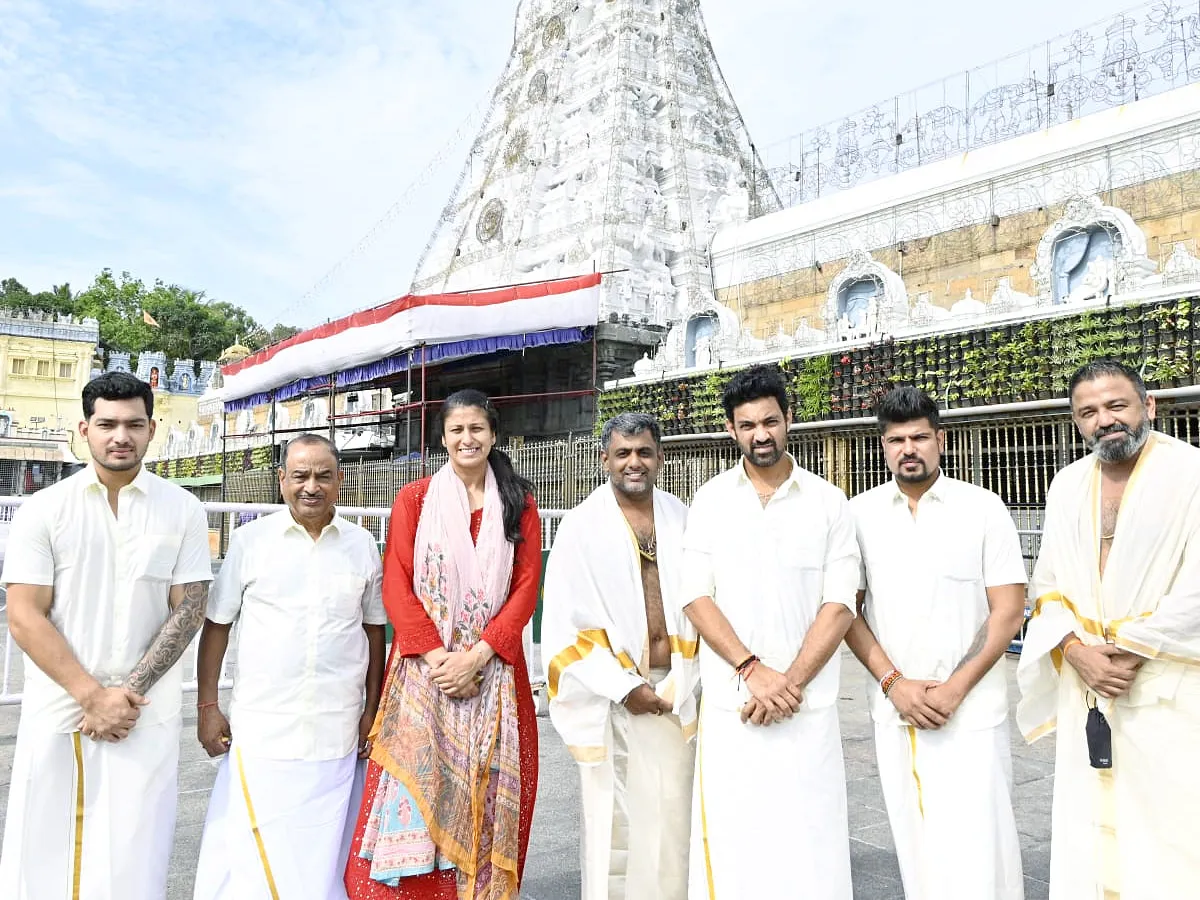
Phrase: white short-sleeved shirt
[
  {"left": 208, "top": 509, "right": 386, "bottom": 761},
  {"left": 851, "top": 473, "right": 1028, "bottom": 730},
  {"left": 681, "top": 455, "right": 862, "bottom": 711},
  {"left": 1, "top": 465, "right": 214, "bottom": 733}
]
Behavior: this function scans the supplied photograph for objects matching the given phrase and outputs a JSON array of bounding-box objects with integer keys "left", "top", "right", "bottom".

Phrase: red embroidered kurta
[{"left": 345, "top": 477, "right": 541, "bottom": 899}]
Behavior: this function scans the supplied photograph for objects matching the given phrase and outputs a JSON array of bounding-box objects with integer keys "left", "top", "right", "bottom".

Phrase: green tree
[
  {"left": 0, "top": 278, "right": 75, "bottom": 316},
  {"left": 73, "top": 270, "right": 155, "bottom": 352},
  {"left": 7, "top": 269, "right": 306, "bottom": 361}
]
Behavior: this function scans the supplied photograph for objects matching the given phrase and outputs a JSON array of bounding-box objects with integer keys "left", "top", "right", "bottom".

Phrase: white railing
[{"left": 1, "top": 497, "right": 565, "bottom": 708}]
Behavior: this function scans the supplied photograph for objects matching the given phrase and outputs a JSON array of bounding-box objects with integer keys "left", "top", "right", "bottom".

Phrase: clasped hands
[
  {"left": 886, "top": 677, "right": 966, "bottom": 730},
  {"left": 1064, "top": 641, "right": 1144, "bottom": 700},
  {"left": 78, "top": 684, "right": 148, "bottom": 743},
  {"left": 740, "top": 664, "right": 804, "bottom": 726},
  {"left": 426, "top": 646, "right": 488, "bottom": 699}
]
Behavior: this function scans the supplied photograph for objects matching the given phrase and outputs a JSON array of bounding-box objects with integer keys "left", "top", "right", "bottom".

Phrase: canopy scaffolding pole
[
  {"left": 419, "top": 344, "right": 428, "bottom": 477},
  {"left": 327, "top": 378, "right": 336, "bottom": 445},
  {"left": 405, "top": 348, "right": 413, "bottom": 460}
]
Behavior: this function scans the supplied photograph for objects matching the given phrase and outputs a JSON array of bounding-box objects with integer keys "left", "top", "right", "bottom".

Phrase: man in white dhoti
[
  {"left": 1, "top": 372, "right": 214, "bottom": 900},
  {"left": 544, "top": 413, "right": 698, "bottom": 900},
  {"left": 1017, "top": 360, "right": 1200, "bottom": 899},
  {"left": 680, "top": 366, "right": 860, "bottom": 900},
  {"left": 193, "top": 434, "right": 386, "bottom": 900},
  {"left": 845, "top": 386, "right": 1027, "bottom": 900}
]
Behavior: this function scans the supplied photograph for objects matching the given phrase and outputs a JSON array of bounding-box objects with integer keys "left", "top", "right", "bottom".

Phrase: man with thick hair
[
  {"left": 0, "top": 372, "right": 214, "bottom": 899},
  {"left": 543, "top": 413, "right": 698, "bottom": 900},
  {"left": 193, "top": 432, "right": 386, "bottom": 899},
  {"left": 1018, "top": 359, "right": 1200, "bottom": 898},
  {"left": 846, "top": 386, "right": 1027, "bottom": 899},
  {"left": 681, "top": 365, "right": 860, "bottom": 899}
]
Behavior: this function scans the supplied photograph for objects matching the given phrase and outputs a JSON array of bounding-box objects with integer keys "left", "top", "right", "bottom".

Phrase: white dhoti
[
  {"left": 875, "top": 722, "right": 1023, "bottom": 900},
  {"left": 193, "top": 746, "right": 360, "bottom": 900},
  {"left": 0, "top": 715, "right": 181, "bottom": 900},
  {"left": 1018, "top": 433, "right": 1200, "bottom": 899},
  {"left": 578, "top": 674, "right": 695, "bottom": 900},
  {"left": 544, "top": 484, "right": 700, "bottom": 900},
  {"left": 689, "top": 703, "right": 851, "bottom": 900}
]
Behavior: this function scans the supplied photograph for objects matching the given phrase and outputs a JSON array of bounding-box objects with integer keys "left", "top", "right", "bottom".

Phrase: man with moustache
[
  {"left": 680, "top": 366, "right": 860, "bottom": 900},
  {"left": 543, "top": 413, "right": 698, "bottom": 900},
  {"left": 845, "top": 387, "right": 1027, "bottom": 900},
  {"left": 1018, "top": 360, "right": 1200, "bottom": 899},
  {"left": 1, "top": 372, "right": 214, "bottom": 899},
  {"left": 192, "top": 434, "right": 386, "bottom": 900}
]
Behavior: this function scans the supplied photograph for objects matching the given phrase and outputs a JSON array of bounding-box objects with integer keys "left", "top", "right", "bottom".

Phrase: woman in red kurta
[{"left": 345, "top": 390, "right": 540, "bottom": 900}]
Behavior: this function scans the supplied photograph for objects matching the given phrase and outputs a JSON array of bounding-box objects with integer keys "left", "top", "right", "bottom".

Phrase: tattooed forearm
[
  {"left": 124, "top": 582, "right": 210, "bottom": 695},
  {"left": 952, "top": 622, "right": 990, "bottom": 675}
]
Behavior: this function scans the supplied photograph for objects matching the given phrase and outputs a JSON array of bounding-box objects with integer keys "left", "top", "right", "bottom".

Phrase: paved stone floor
[{"left": 0, "top": 643, "right": 1054, "bottom": 899}]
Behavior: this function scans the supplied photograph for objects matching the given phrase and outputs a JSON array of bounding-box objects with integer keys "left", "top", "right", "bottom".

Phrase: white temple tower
[{"left": 410, "top": 0, "right": 779, "bottom": 325}]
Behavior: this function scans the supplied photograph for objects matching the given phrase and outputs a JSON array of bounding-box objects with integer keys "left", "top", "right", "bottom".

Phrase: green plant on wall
[{"left": 793, "top": 356, "right": 832, "bottom": 421}]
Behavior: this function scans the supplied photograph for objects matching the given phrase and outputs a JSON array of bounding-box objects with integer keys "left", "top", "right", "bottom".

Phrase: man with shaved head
[{"left": 193, "top": 434, "right": 387, "bottom": 900}]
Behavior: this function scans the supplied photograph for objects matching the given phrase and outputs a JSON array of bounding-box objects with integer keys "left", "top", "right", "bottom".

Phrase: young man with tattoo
[
  {"left": 193, "top": 434, "right": 386, "bottom": 900},
  {"left": 845, "top": 386, "right": 1027, "bottom": 900},
  {"left": 0, "top": 372, "right": 215, "bottom": 899}
]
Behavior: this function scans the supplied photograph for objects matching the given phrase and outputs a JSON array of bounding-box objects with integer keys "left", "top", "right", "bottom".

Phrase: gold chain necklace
[{"left": 623, "top": 516, "right": 657, "bottom": 562}]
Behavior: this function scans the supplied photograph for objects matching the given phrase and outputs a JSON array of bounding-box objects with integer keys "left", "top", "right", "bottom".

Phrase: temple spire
[{"left": 410, "top": 0, "right": 778, "bottom": 325}]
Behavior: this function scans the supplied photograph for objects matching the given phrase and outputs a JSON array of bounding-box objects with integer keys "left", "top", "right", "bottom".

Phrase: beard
[
  {"left": 894, "top": 456, "right": 935, "bottom": 484},
  {"left": 739, "top": 436, "right": 785, "bottom": 469},
  {"left": 611, "top": 471, "right": 654, "bottom": 497},
  {"left": 1086, "top": 416, "right": 1152, "bottom": 463},
  {"left": 95, "top": 448, "right": 143, "bottom": 472}
]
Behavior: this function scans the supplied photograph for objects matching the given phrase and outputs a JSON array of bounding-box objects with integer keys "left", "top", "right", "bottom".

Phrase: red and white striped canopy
[{"left": 219, "top": 274, "right": 602, "bottom": 403}]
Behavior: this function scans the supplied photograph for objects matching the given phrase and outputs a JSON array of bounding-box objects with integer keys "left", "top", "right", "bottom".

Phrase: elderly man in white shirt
[
  {"left": 845, "top": 386, "right": 1027, "bottom": 900},
  {"left": 1, "top": 372, "right": 215, "bottom": 900},
  {"left": 681, "top": 365, "right": 861, "bottom": 900},
  {"left": 192, "top": 434, "right": 386, "bottom": 900}
]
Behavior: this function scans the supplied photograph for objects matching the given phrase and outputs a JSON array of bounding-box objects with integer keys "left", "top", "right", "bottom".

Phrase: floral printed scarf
[{"left": 366, "top": 463, "right": 522, "bottom": 899}]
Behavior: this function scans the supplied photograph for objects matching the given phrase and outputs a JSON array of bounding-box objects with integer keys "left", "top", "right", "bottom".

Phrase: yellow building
[
  {"left": 0, "top": 311, "right": 98, "bottom": 464},
  {"left": 0, "top": 311, "right": 217, "bottom": 469}
]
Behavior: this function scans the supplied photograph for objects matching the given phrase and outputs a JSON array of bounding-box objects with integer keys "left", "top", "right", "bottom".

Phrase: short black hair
[
  {"left": 722, "top": 365, "right": 789, "bottom": 421},
  {"left": 82, "top": 372, "right": 154, "bottom": 420},
  {"left": 600, "top": 413, "right": 662, "bottom": 450},
  {"left": 875, "top": 386, "right": 941, "bottom": 434},
  {"left": 282, "top": 433, "right": 340, "bottom": 468},
  {"left": 1069, "top": 359, "right": 1148, "bottom": 403}
]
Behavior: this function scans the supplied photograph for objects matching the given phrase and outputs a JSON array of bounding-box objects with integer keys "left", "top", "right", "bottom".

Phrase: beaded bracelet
[{"left": 880, "top": 669, "right": 903, "bottom": 697}]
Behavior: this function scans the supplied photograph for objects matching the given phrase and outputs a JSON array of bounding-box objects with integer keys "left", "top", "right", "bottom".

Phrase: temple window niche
[
  {"left": 838, "top": 276, "right": 883, "bottom": 329},
  {"left": 1051, "top": 223, "right": 1121, "bottom": 304},
  {"left": 684, "top": 313, "right": 719, "bottom": 367}
]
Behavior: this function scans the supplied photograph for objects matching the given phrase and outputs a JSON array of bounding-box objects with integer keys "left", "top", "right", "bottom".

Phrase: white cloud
[{"left": 0, "top": 0, "right": 1153, "bottom": 333}]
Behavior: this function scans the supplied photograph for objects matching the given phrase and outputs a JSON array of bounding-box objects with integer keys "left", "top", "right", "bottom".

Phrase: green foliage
[
  {"left": 0, "top": 278, "right": 75, "bottom": 316},
  {"left": 601, "top": 296, "right": 1200, "bottom": 432},
  {"left": 5, "top": 269, "right": 303, "bottom": 361}
]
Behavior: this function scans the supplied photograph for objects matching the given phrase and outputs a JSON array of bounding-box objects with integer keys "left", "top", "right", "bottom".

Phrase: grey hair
[
  {"left": 1069, "top": 358, "right": 1149, "bottom": 404},
  {"left": 600, "top": 413, "right": 662, "bottom": 450},
  {"left": 281, "top": 433, "right": 341, "bottom": 468}
]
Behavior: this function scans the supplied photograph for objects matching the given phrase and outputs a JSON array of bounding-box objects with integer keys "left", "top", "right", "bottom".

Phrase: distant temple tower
[{"left": 410, "top": 0, "right": 778, "bottom": 325}]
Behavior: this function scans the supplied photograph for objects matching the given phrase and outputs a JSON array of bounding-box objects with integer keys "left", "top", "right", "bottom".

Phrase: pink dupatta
[{"left": 367, "top": 463, "right": 523, "bottom": 899}]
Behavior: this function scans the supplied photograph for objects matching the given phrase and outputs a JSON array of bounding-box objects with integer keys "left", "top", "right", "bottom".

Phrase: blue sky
[{"left": 1, "top": 0, "right": 1140, "bottom": 331}]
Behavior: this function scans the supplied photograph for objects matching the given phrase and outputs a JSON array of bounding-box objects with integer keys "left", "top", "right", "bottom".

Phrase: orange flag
[{"left": 142, "top": 310, "right": 160, "bottom": 328}]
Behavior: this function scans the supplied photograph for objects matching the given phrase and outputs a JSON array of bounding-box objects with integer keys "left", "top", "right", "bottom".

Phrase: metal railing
[{"left": 1, "top": 499, "right": 565, "bottom": 708}]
